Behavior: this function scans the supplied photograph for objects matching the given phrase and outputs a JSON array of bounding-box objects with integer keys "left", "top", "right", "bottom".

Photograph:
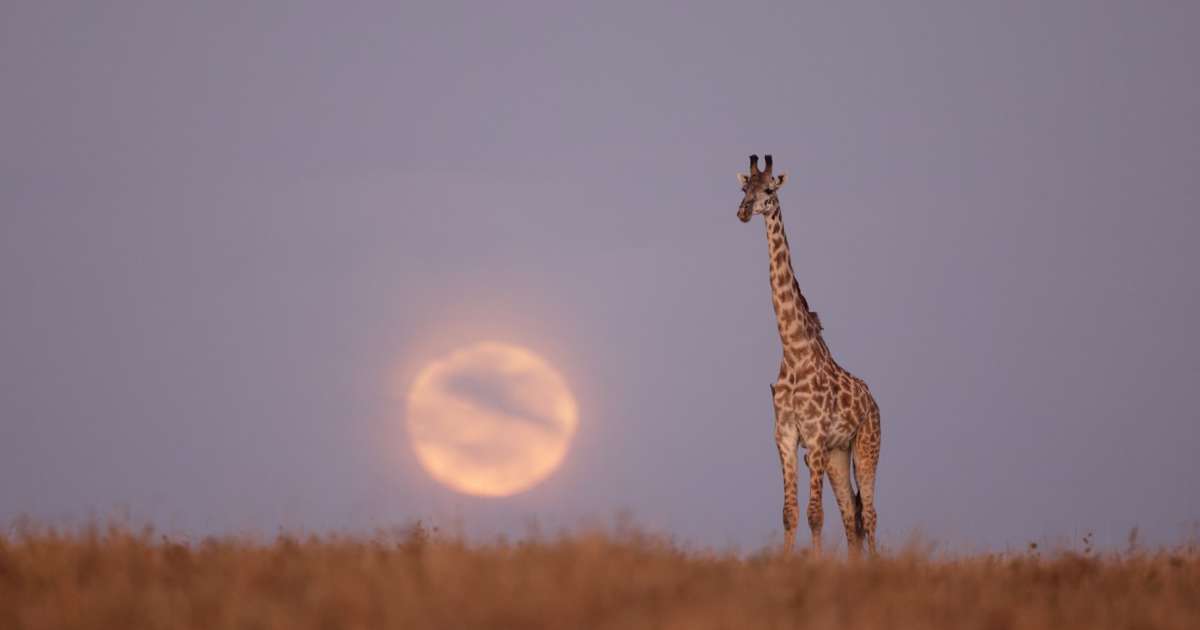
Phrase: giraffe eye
[{"left": 764, "top": 188, "right": 774, "bottom": 195}]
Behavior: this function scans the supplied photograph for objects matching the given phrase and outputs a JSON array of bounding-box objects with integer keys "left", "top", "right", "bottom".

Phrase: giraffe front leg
[
  {"left": 774, "top": 419, "right": 800, "bottom": 553},
  {"left": 805, "top": 447, "right": 828, "bottom": 555}
]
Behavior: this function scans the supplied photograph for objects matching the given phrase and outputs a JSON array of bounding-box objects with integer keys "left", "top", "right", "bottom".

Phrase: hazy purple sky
[{"left": 2, "top": 1, "right": 1198, "bottom": 550}]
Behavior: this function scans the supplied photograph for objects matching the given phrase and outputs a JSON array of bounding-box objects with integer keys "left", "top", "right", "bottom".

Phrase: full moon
[{"left": 405, "top": 342, "right": 579, "bottom": 497}]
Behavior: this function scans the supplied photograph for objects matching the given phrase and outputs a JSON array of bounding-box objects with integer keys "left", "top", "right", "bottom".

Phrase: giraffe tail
[
  {"left": 851, "top": 438, "right": 866, "bottom": 540},
  {"left": 853, "top": 489, "right": 865, "bottom": 539}
]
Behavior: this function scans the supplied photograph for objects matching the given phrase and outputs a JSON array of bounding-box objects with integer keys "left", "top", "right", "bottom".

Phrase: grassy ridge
[{"left": 1, "top": 523, "right": 1197, "bottom": 629}]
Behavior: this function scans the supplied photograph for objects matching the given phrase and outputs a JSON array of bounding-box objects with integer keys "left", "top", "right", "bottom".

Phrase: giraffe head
[{"left": 736, "top": 154, "right": 788, "bottom": 223}]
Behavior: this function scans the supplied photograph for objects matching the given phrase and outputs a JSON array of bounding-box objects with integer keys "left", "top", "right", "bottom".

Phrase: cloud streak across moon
[{"left": 405, "top": 342, "right": 579, "bottom": 497}]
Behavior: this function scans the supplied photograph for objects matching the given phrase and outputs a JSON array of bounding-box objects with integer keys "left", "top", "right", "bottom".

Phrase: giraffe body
[{"left": 738, "top": 154, "right": 882, "bottom": 555}]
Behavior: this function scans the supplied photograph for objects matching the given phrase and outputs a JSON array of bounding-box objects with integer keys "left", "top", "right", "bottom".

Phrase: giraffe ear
[
  {"left": 737, "top": 173, "right": 751, "bottom": 187},
  {"left": 773, "top": 173, "right": 787, "bottom": 189}
]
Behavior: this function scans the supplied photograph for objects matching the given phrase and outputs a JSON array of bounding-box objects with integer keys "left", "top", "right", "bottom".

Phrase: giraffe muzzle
[{"left": 738, "top": 205, "right": 752, "bottom": 223}]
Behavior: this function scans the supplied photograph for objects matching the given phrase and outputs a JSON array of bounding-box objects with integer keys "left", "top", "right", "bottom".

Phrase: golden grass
[{"left": 1, "top": 522, "right": 1197, "bottom": 630}]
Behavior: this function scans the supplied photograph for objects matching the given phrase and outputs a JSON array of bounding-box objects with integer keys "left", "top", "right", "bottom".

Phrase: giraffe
[{"left": 736, "top": 154, "right": 882, "bottom": 556}]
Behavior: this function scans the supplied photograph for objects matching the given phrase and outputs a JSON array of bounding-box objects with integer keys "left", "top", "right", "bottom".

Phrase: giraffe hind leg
[
  {"left": 851, "top": 415, "right": 881, "bottom": 555},
  {"left": 826, "top": 447, "right": 862, "bottom": 556}
]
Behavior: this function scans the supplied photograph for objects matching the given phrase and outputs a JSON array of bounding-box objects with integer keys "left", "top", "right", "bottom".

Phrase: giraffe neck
[{"left": 763, "top": 208, "right": 830, "bottom": 367}]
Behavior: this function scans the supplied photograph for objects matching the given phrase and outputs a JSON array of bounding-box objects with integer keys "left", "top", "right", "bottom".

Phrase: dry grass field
[{"left": 1, "top": 522, "right": 1197, "bottom": 630}]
